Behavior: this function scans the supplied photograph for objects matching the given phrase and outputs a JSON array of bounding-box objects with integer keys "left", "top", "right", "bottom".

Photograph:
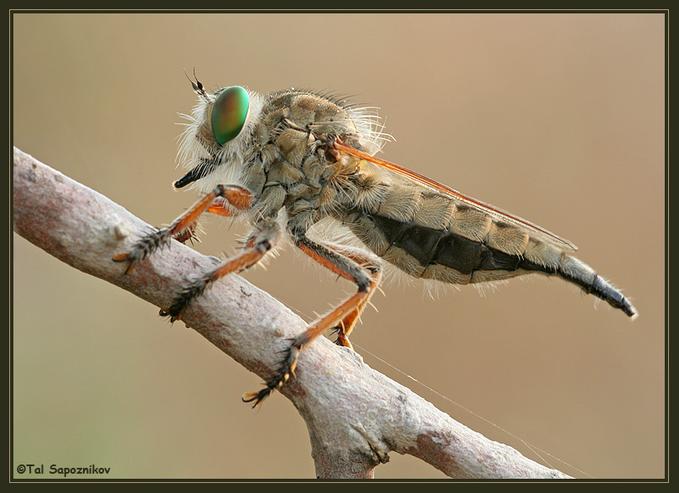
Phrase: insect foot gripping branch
[
  {"left": 159, "top": 219, "right": 280, "bottom": 321},
  {"left": 243, "top": 239, "right": 383, "bottom": 408},
  {"left": 112, "top": 184, "right": 252, "bottom": 273}
]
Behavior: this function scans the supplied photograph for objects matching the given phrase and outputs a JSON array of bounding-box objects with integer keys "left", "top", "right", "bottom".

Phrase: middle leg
[{"left": 160, "top": 218, "right": 281, "bottom": 321}]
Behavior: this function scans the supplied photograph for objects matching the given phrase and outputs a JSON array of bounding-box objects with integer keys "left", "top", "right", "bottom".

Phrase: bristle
[{"left": 112, "top": 226, "right": 172, "bottom": 273}]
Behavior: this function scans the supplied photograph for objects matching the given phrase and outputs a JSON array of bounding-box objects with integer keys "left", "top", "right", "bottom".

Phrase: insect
[{"left": 113, "top": 76, "right": 638, "bottom": 407}]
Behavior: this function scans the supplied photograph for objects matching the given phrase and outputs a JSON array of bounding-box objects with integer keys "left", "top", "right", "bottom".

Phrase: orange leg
[
  {"left": 172, "top": 220, "right": 199, "bottom": 244},
  {"left": 327, "top": 247, "right": 382, "bottom": 348},
  {"left": 333, "top": 308, "right": 363, "bottom": 349},
  {"left": 160, "top": 219, "right": 280, "bottom": 321},
  {"left": 174, "top": 198, "right": 237, "bottom": 243},
  {"left": 112, "top": 185, "right": 251, "bottom": 273},
  {"left": 242, "top": 238, "right": 381, "bottom": 407},
  {"left": 206, "top": 197, "right": 236, "bottom": 217}
]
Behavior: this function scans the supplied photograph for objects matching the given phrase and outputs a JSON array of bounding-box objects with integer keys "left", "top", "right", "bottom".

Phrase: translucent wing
[{"left": 335, "top": 141, "right": 577, "bottom": 251}]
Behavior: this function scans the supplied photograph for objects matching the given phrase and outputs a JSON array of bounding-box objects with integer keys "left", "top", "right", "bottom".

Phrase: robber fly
[{"left": 113, "top": 76, "right": 638, "bottom": 406}]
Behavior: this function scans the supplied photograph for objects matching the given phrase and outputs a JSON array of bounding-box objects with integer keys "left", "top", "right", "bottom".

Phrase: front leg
[
  {"left": 172, "top": 220, "right": 200, "bottom": 244},
  {"left": 171, "top": 194, "right": 245, "bottom": 244},
  {"left": 160, "top": 218, "right": 281, "bottom": 321},
  {"left": 112, "top": 184, "right": 252, "bottom": 273},
  {"left": 242, "top": 237, "right": 382, "bottom": 407}
]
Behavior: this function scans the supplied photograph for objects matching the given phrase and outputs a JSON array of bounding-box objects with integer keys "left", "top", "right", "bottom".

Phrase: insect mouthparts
[
  {"left": 173, "top": 174, "right": 193, "bottom": 189},
  {"left": 174, "top": 159, "right": 217, "bottom": 189}
]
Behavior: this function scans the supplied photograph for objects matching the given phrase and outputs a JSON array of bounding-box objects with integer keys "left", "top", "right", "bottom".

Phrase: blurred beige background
[{"left": 13, "top": 13, "right": 664, "bottom": 479}]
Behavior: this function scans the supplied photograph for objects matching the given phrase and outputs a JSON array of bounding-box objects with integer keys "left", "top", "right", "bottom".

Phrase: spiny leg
[
  {"left": 325, "top": 246, "right": 382, "bottom": 348},
  {"left": 242, "top": 238, "right": 381, "bottom": 407},
  {"left": 159, "top": 219, "right": 280, "bottom": 321},
  {"left": 172, "top": 220, "right": 199, "bottom": 244},
  {"left": 172, "top": 196, "right": 241, "bottom": 244},
  {"left": 112, "top": 185, "right": 251, "bottom": 273},
  {"left": 297, "top": 242, "right": 382, "bottom": 350},
  {"left": 332, "top": 309, "right": 362, "bottom": 349},
  {"left": 206, "top": 196, "right": 236, "bottom": 217}
]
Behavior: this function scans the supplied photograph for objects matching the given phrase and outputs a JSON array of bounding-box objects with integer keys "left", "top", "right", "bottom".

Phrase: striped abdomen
[{"left": 340, "top": 176, "right": 637, "bottom": 318}]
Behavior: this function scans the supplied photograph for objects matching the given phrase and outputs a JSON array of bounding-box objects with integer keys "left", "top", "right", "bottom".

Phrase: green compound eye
[{"left": 210, "top": 86, "right": 250, "bottom": 146}]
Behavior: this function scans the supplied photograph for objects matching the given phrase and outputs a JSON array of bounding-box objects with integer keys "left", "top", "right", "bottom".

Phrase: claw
[
  {"left": 334, "top": 333, "right": 353, "bottom": 349},
  {"left": 159, "top": 306, "right": 182, "bottom": 322},
  {"left": 111, "top": 252, "right": 129, "bottom": 262},
  {"left": 112, "top": 227, "right": 171, "bottom": 275},
  {"left": 158, "top": 308, "right": 181, "bottom": 322},
  {"left": 241, "top": 343, "right": 301, "bottom": 409},
  {"left": 158, "top": 275, "right": 209, "bottom": 322},
  {"left": 111, "top": 252, "right": 136, "bottom": 274},
  {"left": 241, "top": 390, "right": 261, "bottom": 403},
  {"left": 241, "top": 388, "right": 272, "bottom": 408}
]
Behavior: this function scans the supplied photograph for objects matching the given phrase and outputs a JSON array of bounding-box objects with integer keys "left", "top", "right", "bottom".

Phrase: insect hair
[{"left": 175, "top": 84, "right": 265, "bottom": 194}]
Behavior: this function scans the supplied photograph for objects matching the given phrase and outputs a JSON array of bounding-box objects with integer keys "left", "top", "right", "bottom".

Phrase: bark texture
[{"left": 12, "top": 147, "right": 569, "bottom": 480}]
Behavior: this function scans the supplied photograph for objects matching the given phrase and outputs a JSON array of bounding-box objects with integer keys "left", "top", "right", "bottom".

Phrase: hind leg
[
  {"left": 242, "top": 238, "right": 381, "bottom": 407},
  {"left": 327, "top": 246, "right": 382, "bottom": 348}
]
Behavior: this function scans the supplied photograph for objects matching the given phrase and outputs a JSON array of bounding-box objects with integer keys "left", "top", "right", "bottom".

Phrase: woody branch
[{"left": 12, "top": 147, "right": 569, "bottom": 480}]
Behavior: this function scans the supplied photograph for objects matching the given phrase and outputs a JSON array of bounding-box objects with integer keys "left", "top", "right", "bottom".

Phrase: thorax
[{"left": 245, "top": 92, "right": 377, "bottom": 232}]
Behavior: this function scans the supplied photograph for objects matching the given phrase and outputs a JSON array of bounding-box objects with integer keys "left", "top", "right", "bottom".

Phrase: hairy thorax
[{"left": 243, "top": 92, "right": 384, "bottom": 234}]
